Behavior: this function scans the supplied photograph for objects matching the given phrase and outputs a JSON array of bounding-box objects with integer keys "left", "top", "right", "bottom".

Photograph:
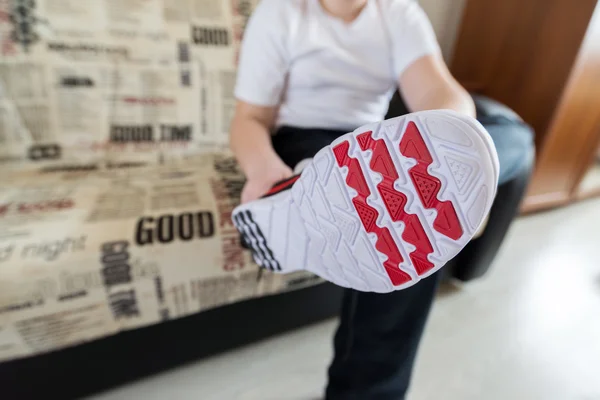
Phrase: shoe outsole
[{"left": 233, "top": 110, "right": 499, "bottom": 293}]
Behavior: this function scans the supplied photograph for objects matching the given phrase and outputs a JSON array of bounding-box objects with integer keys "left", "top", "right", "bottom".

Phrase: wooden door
[
  {"left": 451, "top": 0, "right": 600, "bottom": 212},
  {"left": 524, "top": 4, "right": 600, "bottom": 211}
]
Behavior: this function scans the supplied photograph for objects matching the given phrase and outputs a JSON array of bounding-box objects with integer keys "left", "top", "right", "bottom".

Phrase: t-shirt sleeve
[
  {"left": 234, "top": 0, "right": 290, "bottom": 107},
  {"left": 388, "top": 0, "right": 442, "bottom": 79}
]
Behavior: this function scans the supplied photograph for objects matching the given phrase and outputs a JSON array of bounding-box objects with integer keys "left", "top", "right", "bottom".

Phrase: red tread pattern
[
  {"left": 399, "top": 122, "right": 463, "bottom": 240},
  {"left": 333, "top": 141, "right": 411, "bottom": 286},
  {"left": 357, "top": 131, "right": 434, "bottom": 276}
]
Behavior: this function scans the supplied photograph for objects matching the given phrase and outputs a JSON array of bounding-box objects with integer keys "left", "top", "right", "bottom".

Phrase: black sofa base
[{"left": 0, "top": 283, "right": 344, "bottom": 400}]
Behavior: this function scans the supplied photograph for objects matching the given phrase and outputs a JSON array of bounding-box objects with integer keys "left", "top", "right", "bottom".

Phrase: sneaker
[{"left": 232, "top": 110, "right": 499, "bottom": 293}]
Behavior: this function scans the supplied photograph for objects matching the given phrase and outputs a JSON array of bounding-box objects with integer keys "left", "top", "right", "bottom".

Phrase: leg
[
  {"left": 235, "top": 115, "right": 508, "bottom": 397},
  {"left": 450, "top": 114, "right": 534, "bottom": 281},
  {"left": 241, "top": 113, "right": 497, "bottom": 289},
  {"left": 479, "top": 115, "right": 534, "bottom": 185},
  {"left": 326, "top": 273, "right": 441, "bottom": 400},
  {"left": 271, "top": 124, "right": 434, "bottom": 397},
  {"left": 271, "top": 126, "right": 346, "bottom": 169},
  {"left": 326, "top": 113, "right": 534, "bottom": 399}
]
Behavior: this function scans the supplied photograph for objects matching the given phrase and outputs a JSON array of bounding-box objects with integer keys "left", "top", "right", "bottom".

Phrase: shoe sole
[{"left": 233, "top": 110, "right": 499, "bottom": 293}]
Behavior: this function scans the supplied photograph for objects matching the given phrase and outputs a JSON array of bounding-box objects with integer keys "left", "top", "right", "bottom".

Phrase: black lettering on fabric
[
  {"left": 28, "top": 144, "right": 61, "bottom": 161},
  {"left": 134, "top": 212, "right": 215, "bottom": 246},
  {"left": 109, "top": 290, "right": 139, "bottom": 319},
  {"left": 100, "top": 241, "right": 132, "bottom": 288},
  {"left": 160, "top": 125, "right": 192, "bottom": 141},
  {"left": 157, "top": 215, "right": 174, "bottom": 243},
  {"left": 191, "top": 26, "right": 230, "bottom": 46},
  {"left": 178, "top": 213, "right": 194, "bottom": 241},
  {"left": 110, "top": 125, "right": 154, "bottom": 142}
]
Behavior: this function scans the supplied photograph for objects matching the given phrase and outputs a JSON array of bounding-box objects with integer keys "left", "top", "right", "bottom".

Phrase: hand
[{"left": 241, "top": 161, "right": 293, "bottom": 204}]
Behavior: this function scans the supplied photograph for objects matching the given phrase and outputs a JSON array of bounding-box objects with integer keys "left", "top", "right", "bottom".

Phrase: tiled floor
[{"left": 91, "top": 199, "right": 600, "bottom": 400}]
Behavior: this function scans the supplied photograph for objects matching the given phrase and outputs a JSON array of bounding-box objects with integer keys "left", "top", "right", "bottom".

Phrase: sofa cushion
[{"left": 0, "top": 154, "right": 322, "bottom": 363}]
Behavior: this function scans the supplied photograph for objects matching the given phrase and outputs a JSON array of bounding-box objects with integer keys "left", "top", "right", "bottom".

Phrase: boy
[{"left": 230, "top": 0, "right": 532, "bottom": 398}]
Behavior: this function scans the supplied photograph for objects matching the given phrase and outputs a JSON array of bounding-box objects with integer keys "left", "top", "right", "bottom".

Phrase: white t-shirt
[{"left": 235, "top": 0, "right": 441, "bottom": 130}]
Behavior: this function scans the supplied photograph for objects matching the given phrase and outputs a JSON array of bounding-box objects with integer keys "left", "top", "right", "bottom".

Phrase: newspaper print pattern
[{"left": 0, "top": 1, "right": 324, "bottom": 363}]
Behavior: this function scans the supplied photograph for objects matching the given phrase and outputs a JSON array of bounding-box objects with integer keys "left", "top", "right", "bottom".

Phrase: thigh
[{"left": 272, "top": 126, "right": 347, "bottom": 169}]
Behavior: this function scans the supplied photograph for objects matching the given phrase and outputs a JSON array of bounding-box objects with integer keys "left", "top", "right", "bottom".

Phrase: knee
[{"left": 483, "top": 119, "right": 535, "bottom": 185}]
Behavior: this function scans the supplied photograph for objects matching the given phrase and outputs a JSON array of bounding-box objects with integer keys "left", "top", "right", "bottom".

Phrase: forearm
[
  {"left": 399, "top": 55, "right": 476, "bottom": 118},
  {"left": 408, "top": 81, "right": 475, "bottom": 118},
  {"left": 229, "top": 116, "right": 285, "bottom": 178}
]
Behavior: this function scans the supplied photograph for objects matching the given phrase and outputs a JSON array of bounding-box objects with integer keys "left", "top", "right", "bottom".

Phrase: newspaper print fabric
[
  {"left": 0, "top": 155, "right": 322, "bottom": 362},
  {"left": 0, "top": 0, "right": 322, "bottom": 363},
  {"left": 0, "top": 0, "right": 258, "bottom": 165}
]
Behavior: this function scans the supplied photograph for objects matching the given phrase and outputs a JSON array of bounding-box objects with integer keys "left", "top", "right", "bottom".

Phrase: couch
[{"left": 0, "top": 92, "right": 534, "bottom": 399}]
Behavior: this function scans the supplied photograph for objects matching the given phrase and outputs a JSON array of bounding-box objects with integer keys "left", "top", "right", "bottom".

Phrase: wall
[{"left": 419, "top": 0, "right": 468, "bottom": 60}]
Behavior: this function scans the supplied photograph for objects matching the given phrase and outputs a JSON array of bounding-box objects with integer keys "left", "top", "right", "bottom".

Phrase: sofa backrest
[{"left": 0, "top": 0, "right": 260, "bottom": 169}]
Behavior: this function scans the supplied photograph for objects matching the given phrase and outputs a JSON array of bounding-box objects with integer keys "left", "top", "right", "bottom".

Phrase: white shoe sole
[{"left": 233, "top": 110, "right": 499, "bottom": 293}]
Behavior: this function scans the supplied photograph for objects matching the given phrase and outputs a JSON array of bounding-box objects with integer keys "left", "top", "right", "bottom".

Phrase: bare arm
[
  {"left": 229, "top": 100, "right": 292, "bottom": 203},
  {"left": 399, "top": 54, "right": 475, "bottom": 117},
  {"left": 229, "top": 100, "right": 280, "bottom": 176}
]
